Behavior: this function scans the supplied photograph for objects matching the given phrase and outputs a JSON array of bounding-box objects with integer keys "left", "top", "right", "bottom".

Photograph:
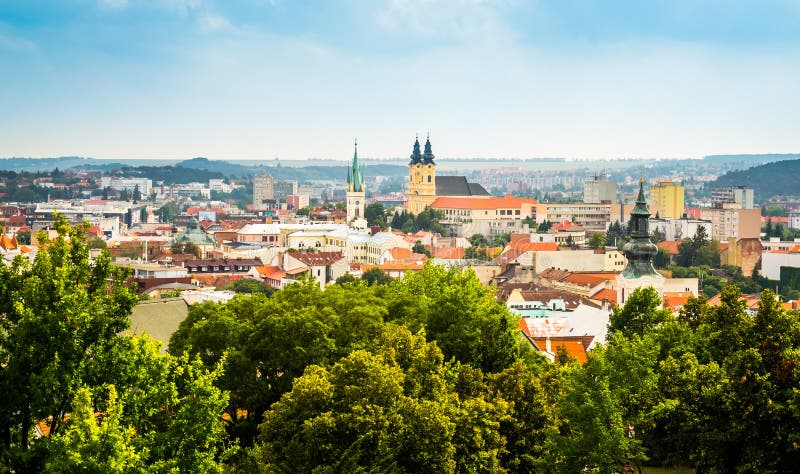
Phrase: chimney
[{"left": 545, "top": 337, "right": 552, "bottom": 353}]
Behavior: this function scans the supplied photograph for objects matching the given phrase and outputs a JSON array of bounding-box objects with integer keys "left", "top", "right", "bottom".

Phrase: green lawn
[{"left": 641, "top": 467, "right": 694, "bottom": 474}]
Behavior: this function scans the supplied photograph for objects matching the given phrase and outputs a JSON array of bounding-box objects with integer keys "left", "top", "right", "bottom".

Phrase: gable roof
[
  {"left": 509, "top": 241, "right": 558, "bottom": 252},
  {"left": 289, "top": 251, "right": 345, "bottom": 266},
  {"left": 435, "top": 175, "right": 490, "bottom": 196},
  {"left": 430, "top": 195, "right": 536, "bottom": 210}
]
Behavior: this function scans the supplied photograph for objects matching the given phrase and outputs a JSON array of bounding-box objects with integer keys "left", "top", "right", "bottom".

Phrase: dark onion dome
[{"left": 621, "top": 179, "right": 661, "bottom": 279}]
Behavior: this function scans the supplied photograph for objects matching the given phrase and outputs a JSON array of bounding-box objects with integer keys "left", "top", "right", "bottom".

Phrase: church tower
[
  {"left": 346, "top": 140, "right": 366, "bottom": 226},
  {"left": 617, "top": 179, "right": 664, "bottom": 304},
  {"left": 407, "top": 134, "right": 437, "bottom": 215}
]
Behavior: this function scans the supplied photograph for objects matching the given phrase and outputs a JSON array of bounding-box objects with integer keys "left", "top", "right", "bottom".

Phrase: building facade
[
  {"left": 583, "top": 175, "right": 618, "bottom": 203},
  {"left": 253, "top": 174, "right": 275, "bottom": 211},
  {"left": 650, "top": 181, "right": 685, "bottom": 219}
]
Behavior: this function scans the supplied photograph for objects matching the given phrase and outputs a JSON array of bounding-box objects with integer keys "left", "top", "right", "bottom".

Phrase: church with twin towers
[{"left": 345, "top": 135, "right": 490, "bottom": 226}]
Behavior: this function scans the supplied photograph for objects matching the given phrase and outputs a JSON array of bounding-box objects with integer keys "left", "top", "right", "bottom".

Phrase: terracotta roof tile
[{"left": 430, "top": 195, "right": 536, "bottom": 210}]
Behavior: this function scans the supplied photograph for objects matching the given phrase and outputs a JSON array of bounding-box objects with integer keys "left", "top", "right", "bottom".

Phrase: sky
[{"left": 1, "top": 0, "right": 799, "bottom": 160}]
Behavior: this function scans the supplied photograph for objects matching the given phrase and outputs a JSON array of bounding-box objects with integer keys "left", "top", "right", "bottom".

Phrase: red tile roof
[
  {"left": 289, "top": 251, "right": 345, "bottom": 266},
  {"left": 430, "top": 195, "right": 536, "bottom": 210},
  {"left": 509, "top": 241, "right": 559, "bottom": 252}
]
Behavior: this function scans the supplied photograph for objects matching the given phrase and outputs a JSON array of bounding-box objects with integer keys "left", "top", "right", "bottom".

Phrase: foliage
[
  {"left": 223, "top": 278, "right": 274, "bottom": 296},
  {"left": 609, "top": 287, "right": 671, "bottom": 337},
  {"left": 390, "top": 208, "right": 448, "bottom": 235},
  {"left": 411, "top": 240, "right": 431, "bottom": 257},
  {"left": 15, "top": 230, "right": 31, "bottom": 245},
  {"left": 258, "top": 326, "right": 556, "bottom": 473},
  {"left": 712, "top": 158, "right": 800, "bottom": 202},
  {"left": 675, "top": 227, "right": 720, "bottom": 267},
  {"left": 588, "top": 232, "right": 607, "bottom": 249},
  {"left": 171, "top": 241, "right": 201, "bottom": 257},
  {"left": 0, "top": 218, "right": 230, "bottom": 472},
  {"left": 158, "top": 201, "right": 179, "bottom": 223},
  {"left": 365, "top": 202, "right": 388, "bottom": 228},
  {"left": 362, "top": 267, "right": 392, "bottom": 286}
]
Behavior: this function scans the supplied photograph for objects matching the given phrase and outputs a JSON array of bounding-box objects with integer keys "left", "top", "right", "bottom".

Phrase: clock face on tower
[{"left": 355, "top": 200, "right": 360, "bottom": 206}]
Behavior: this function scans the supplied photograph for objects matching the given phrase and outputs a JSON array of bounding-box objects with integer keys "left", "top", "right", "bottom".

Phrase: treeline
[
  {"left": 712, "top": 158, "right": 800, "bottom": 201},
  {"left": 3, "top": 220, "right": 800, "bottom": 472}
]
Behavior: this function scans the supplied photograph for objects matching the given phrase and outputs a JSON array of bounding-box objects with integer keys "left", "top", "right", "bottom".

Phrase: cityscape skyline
[{"left": 2, "top": 1, "right": 799, "bottom": 160}]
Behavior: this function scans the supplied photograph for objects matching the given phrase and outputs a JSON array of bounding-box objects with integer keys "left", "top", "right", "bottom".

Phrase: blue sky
[{"left": 1, "top": 0, "right": 799, "bottom": 160}]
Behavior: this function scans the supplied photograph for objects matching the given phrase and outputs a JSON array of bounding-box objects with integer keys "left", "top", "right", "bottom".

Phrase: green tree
[
  {"left": 365, "top": 202, "right": 387, "bottom": 228},
  {"left": 224, "top": 278, "right": 274, "bottom": 296},
  {"left": 15, "top": 230, "right": 31, "bottom": 245},
  {"left": 46, "top": 386, "right": 144, "bottom": 473},
  {"left": 0, "top": 217, "right": 137, "bottom": 465},
  {"left": 608, "top": 286, "right": 671, "bottom": 337},
  {"left": 412, "top": 240, "right": 431, "bottom": 257},
  {"left": 335, "top": 273, "right": 357, "bottom": 285},
  {"left": 468, "top": 233, "right": 490, "bottom": 248},
  {"left": 158, "top": 202, "right": 179, "bottom": 223},
  {"left": 385, "top": 262, "right": 533, "bottom": 373},
  {"left": 362, "top": 267, "right": 391, "bottom": 286},
  {"left": 132, "top": 184, "right": 142, "bottom": 203},
  {"left": 588, "top": 232, "right": 607, "bottom": 249}
]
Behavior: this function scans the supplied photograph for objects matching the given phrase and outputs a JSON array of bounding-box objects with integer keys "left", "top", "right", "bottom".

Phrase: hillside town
[{"left": 3, "top": 139, "right": 799, "bottom": 369}]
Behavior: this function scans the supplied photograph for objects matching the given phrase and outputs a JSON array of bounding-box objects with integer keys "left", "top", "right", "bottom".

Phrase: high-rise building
[
  {"left": 650, "top": 181, "right": 685, "bottom": 219},
  {"left": 274, "top": 180, "right": 299, "bottom": 202},
  {"left": 583, "top": 174, "right": 618, "bottom": 203},
  {"left": 253, "top": 174, "right": 274, "bottom": 210},
  {"left": 346, "top": 141, "right": 365, "bottom": 225},
  {"left": 710, "top": 186, "right": 754, "bottom": 210}
]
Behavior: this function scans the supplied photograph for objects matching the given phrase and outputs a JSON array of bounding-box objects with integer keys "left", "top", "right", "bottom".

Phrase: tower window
[{"left": 427, "top": 175, "right": 431, "bottom": 183}]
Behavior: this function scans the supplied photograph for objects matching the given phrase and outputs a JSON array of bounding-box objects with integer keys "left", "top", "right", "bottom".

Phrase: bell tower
[
  {"left": 346, "top": 140, "right": 366, "bottom": 226},
  {"left": 407, "top": 134, "right": 437, "bottom": 214}
]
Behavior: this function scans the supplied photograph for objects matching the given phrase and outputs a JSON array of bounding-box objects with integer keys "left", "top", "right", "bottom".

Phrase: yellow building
[
  {"left": 406, "top": 135, "right": 490, "bottom": 215},
  {"left": 650, "top": 181, "right": 685, "bottom": 219}
]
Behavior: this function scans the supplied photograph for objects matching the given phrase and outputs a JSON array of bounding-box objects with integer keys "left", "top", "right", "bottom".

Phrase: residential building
[
  {"left": 699, "top": 206, "right": 761, "bottom": 241},
  {"left": 430, "top": 195, "right": 536, "bottom": 237},
  {"left": 274, "top": 180, "right": 298, "bottom": 202},
  {"left": 282, "top": 251, "right": 348, "bottom": 290},
  {"left": 649, "top": 217, "right": 711, "bottom": 241},
  {"left": 650, "top": 181, "right": 685, "bottom": 219},
  {"left": 99, "top": 177, "right": 153, "bottom": 196},
  {"left": 583, "top": 174, "right": 618, "bottom": 203},
  {"left": 538, "top": 202, "right": 611, "bottom": 233},
  {"left": 253, "top": 174, "right": 275, "bottom": 210},
  {"left": 711, "top": 185, "right": 754, "bottom": 209}
]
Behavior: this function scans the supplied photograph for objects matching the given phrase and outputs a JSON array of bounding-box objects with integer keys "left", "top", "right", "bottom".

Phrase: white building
[
  {"left": 649, "top": 217, "right": 711, "bottom": 241},
  {"left": 100, "top": 177, "right": 153, "bottom": 196},
  {"left": 583, "top": 175, "right": 618, "bottom": 204}
]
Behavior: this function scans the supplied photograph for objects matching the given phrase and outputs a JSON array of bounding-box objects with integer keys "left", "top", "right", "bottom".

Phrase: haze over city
[{"left": 2, "top": 0, "right": 799, "bottom": 160}]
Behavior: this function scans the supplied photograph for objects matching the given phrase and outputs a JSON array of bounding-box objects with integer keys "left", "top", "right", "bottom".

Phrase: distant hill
[
  {"left": 176, "top": 157, "right": 256, "bottom": 178},
  {"left": 0, "top": 157, "right": 95, "bottom": 172},
  {"left": 711, "top": 159, "right": 800, "bottom": 202},
  {"left": 702, "top": 153, "right": 800, "bottom": 165}
]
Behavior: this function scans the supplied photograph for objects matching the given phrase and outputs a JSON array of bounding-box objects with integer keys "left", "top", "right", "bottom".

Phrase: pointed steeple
[
  {"left": 350, "top": 140, "right": 363, "bottom": 192},
  {"left": 423, "top": 133, "right": 435, "bottom": 164},
  {"left": 621, "top": 179, "right": 660, "bottom": 279},
  {"left": 409, "top": 134, "right": 423, "bottom": 165}
]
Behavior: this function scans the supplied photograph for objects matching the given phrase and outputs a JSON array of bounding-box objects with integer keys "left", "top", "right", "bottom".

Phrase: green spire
[
  {"left": 423, "top": 133, "right": 435, "bottom": 164},
  {"left": 631, "top": 178, "right": 650, "bottom": 217},
  {"left": 410, "top": 135, "right": 422, "bottom": 164},
  {"left": 350, "top": 140, "right": 363, "bottom": 192}
]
